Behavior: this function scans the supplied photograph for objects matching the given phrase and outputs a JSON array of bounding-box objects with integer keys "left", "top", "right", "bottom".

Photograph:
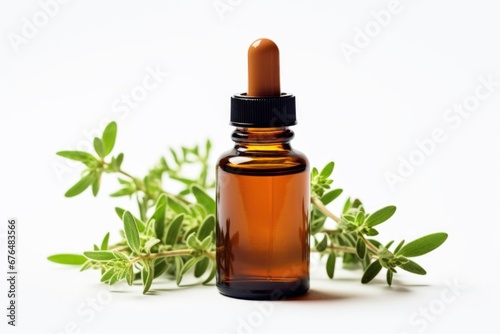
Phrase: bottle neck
[{"left": 231, "top": 127, "right": 294, "bottom": 151}]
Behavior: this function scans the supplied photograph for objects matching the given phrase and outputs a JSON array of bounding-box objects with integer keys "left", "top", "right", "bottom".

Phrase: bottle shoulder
[{"left": 217, "top": 147, "right": 309, "bottom": 176}]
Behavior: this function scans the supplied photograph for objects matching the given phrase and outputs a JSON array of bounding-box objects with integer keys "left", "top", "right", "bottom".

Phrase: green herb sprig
[{"left": 48, "top": 122, "right": 447, "bottom": 293}]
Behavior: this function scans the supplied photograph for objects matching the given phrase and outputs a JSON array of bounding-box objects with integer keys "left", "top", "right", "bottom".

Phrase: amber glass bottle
[{"left": 216, "top": 39, "right": 310, "bottom": 299}]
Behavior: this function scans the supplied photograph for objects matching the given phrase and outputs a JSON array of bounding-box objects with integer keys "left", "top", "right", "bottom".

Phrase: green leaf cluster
[
  {"left": 57, "top": 122, "right": 119, "bottom": 197},
  {"left": 311, "top": 162, "right": 447, "bottom": 286},
  {"left": 58, "top": 186, "right": 217, "bottom": 294}
]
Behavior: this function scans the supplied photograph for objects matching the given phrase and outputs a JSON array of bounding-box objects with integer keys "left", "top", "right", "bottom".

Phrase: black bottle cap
[{"left": 230, "top": 93, "right": 297, "bottom": 128}]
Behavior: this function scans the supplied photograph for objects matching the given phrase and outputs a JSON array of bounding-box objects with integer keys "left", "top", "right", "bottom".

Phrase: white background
[{"left": 1, "top": 0, "right": 499, "bottom": 333}]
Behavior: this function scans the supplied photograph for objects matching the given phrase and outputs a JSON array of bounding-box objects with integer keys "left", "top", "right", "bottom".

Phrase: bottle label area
[{"left": 216, "top": 169, "right": 310, "bottom": 284}]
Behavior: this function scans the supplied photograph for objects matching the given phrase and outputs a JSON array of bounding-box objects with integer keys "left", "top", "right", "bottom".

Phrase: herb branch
[{"left": 48, "top": 122, "right": 447, "bottom": 293}]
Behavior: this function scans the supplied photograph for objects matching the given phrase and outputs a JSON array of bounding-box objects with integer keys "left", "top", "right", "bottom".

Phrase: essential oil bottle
[{"left": 216, "top": 38, "right": 310, "bottom": 300}]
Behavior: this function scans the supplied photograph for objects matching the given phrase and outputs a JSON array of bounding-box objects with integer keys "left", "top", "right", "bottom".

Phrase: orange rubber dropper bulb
[{"left": 247, "top": 38, "right": 281, "bottom": 97}]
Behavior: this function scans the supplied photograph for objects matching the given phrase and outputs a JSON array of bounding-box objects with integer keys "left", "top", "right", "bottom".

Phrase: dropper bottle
[{"left": 216, "top": 38, "right": 310, "bottom": 300}]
